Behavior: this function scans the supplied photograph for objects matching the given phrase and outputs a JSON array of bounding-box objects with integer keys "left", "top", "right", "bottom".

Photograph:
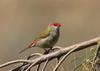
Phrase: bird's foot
[
  {"left": 43, "top": 50, "right": 50, "bottom": 54},
  {"left": 43, "top": 46, "right": 62, "bottom": 54}
]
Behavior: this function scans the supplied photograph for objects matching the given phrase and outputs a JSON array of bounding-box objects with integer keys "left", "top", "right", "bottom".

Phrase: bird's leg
[
  {"left": 43, "top": 49, "right": 50, "bottom": 54},
  {"left": 43, "top": 46, "right": 61, "bottom": 54},
  {"left": 43, "top": 47, "right": 53, "bottom": 54}
]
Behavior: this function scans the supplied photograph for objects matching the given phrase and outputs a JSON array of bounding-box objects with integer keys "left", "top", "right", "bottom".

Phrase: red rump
[
  {"left": 27, "top": 40, "right": 37, "bottom": 48},
  {"left": 49, "top": 23, "right": 62, "bottom": 27}
]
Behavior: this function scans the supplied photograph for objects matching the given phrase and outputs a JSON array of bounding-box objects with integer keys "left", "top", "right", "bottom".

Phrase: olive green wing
[{"left": 34, "top": 27, "right": 51, "bottom": 40}]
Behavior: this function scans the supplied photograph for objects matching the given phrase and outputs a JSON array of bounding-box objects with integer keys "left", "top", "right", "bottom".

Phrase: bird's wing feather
[
  {"left": 27, "top": 27, "right": 51, "bottom": 48},
  {"left": 35, "top": 27, "right": 51, "bottom": 40},
  {"left": 19, "top": 27, "right": 51, "bottom": 53}
]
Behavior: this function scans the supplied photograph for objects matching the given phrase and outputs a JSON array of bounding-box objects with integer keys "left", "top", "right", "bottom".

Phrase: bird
[
  {"left": 19, "top": 22, "right": 62, "bottom": 54},
  {"left": 11, "top": 23, "right": 61, "bottom": 71}
]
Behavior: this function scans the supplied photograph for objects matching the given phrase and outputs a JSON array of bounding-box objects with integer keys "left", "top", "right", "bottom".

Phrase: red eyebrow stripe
[{"left": 27, "top": 40, "right": 37, "bottom": 48}]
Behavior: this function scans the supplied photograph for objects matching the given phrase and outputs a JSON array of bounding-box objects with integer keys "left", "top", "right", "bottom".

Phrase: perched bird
[
  {"left": 19, "top": 23, "right": 62, "bottom": 54},
  {"left": 11, "top": 23, "right": 61, "bottom": 71}
]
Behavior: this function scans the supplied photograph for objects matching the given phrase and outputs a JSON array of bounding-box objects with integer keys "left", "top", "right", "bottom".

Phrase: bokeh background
[{"left": 0, "top": 0, "right": 100, "bottom": 71}]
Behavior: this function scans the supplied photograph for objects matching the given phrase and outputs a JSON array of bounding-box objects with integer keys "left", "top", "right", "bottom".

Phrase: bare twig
[
  {"left": 37, "top": 63, "right": 41, "bottom": 71},
  {"left": 0, "top": 37, "right": 100, "bottom": 71},
  {"left": 42, "top": 60, "right": 49, "bottom": 71},
  {"left": 27, "top": 53, "right": 43, "bottom": 60},
  {"left": 25, "top": 59, "right": 40, "bottom": 71},
  {"left": 53, "top": 45, "right": 77, "bottom": 71},
  {"left": 53, "top": 37, "right": 100, "bottom": 71},
  {"left": 0, "top": 60, "right": 32, "bottom": 68},
  {"left": 52, "top": 46, "right": 62, "bottom": 50}
]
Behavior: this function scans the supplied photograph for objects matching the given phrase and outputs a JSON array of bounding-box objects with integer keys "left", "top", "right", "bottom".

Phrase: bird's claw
[{"left": 43, "top": 50, "right": 50, "bottom": 54}]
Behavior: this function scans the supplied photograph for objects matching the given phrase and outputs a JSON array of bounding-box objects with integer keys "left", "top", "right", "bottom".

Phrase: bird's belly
[{"left": 37, "top": 36, "right": 58, "bottom": 49}]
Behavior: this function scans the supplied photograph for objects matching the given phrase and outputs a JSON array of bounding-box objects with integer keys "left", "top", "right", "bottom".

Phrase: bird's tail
[
  {"left": 19, "top": 47, "right": 29, "bottom": 54},
  {"left": 19, "top": 40, "right": 36, "bottom": 54}
]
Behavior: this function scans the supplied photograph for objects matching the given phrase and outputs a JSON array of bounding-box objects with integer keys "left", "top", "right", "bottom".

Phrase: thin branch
[
  {"left": 53, "top": 37, "right": 100, "bottom": 71},
  {"left": 0, "top": 37, "right": 100, "bottom": 71},
  {"left": 25, "top": 59, "right": 40, "bottom": 71},
  {"left": 53, "top": 45, "right": 77, "bottom": 71},
  {"left": 27, "top": 53, "right": 43, "bottom": 60},
  {"left": 0, "top": 60, "right": 32, "bottom": 68},
  {"left": 42, "top": 60, "right": 49, "bottom": 71},
  {"left": 37, "top": 63, "right": 41, "bottom": 71}
]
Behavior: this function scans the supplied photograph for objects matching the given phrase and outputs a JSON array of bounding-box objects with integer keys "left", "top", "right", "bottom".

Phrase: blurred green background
[{"left": 0, "top": 0, "right": 100, "bottom": 71}]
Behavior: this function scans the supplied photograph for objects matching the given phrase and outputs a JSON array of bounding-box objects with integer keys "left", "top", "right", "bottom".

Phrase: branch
[
  {"left": 0, "top": 60, "right": 32, "bottom": 68},
  {"left": 0, "top": 37, "right": 100, "bottom": 71},
  {"left": 42, "top": 59, "right": 49, "bottom": 71}
]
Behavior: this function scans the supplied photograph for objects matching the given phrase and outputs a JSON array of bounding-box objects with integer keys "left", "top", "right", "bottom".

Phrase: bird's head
[{"left": 48, "top": 22, "right": 62, "bottom": 34}]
